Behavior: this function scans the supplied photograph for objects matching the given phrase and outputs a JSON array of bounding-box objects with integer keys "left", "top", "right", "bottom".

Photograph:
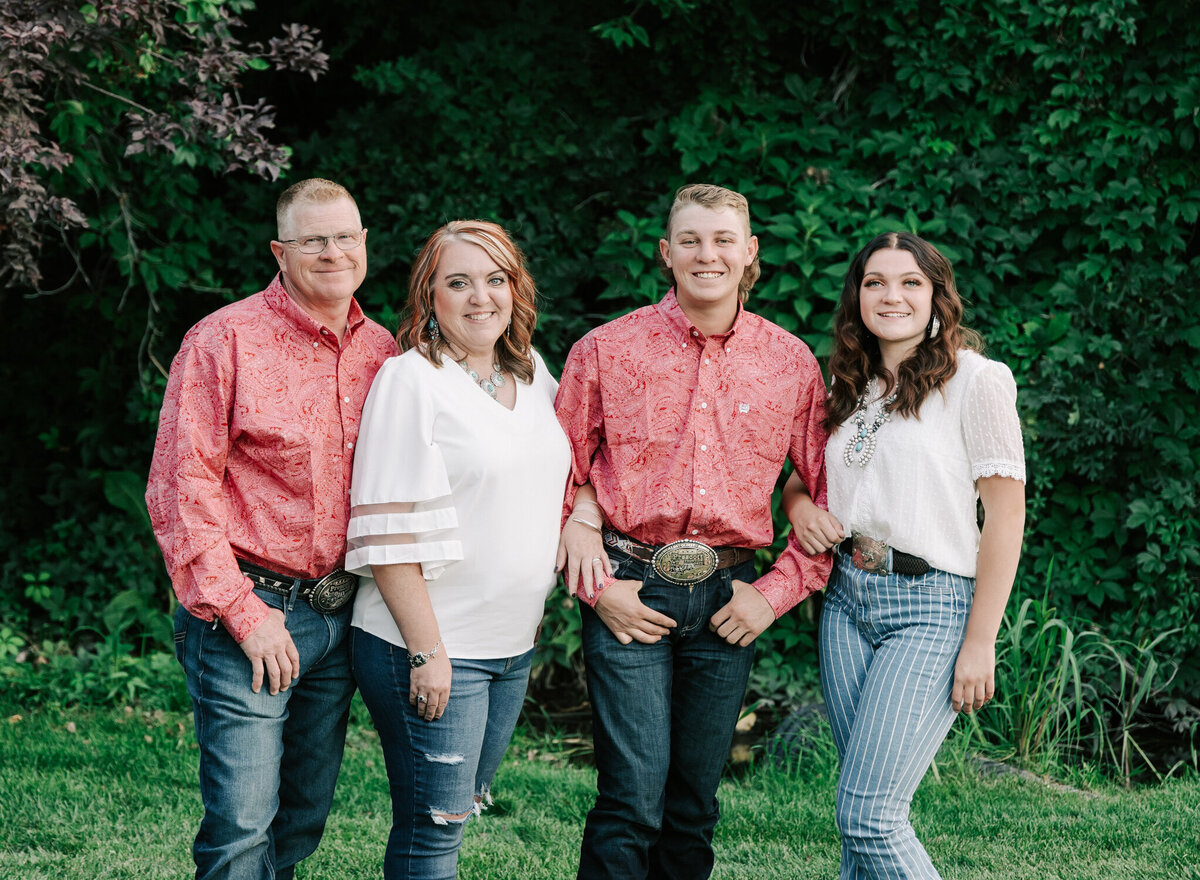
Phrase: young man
[
  {"left": 555, "top": 183, "right": 832, "bottom": 880},
  {"left": 146, "top": 179, "right": 397, "bottom": 879}
]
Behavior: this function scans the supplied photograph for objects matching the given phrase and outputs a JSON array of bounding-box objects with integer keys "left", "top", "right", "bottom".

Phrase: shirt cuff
[
  {"left": 753, "top": 565, "right": 824, "bottom": 619},
  {"left": 221, "top": 581, "right": 271, "bottom": 643},
  {"left": 575, "top": 571, "right": 616, "bottom": 608}
]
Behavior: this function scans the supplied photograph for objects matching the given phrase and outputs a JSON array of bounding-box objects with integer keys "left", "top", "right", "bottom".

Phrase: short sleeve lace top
[{"left": 825, "top": 349, "right": 1026, "bottom": 578}]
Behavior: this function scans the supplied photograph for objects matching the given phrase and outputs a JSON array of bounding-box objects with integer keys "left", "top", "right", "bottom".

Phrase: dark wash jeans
[{"left": 577, "top": 550, "right": 757, "bottom": 880}]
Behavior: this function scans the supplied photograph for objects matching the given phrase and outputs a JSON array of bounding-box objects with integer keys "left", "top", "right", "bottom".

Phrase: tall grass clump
[{"left": 968, "top": 566, "right": 1198, "bottom": 785}]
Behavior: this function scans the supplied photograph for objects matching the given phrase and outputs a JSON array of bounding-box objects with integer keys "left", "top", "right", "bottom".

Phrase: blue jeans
[
  {"left": 577, "top": 551, "right": 757, "bottom": 880},
  {"left": 819, "top": 552, "right": 974, "bottom": 880},
  {"left": 352, "top": 628, "right": 534, "bottom": 880},
  {"left": 173, "top": 588, "right": 354, "bottom": 880}
]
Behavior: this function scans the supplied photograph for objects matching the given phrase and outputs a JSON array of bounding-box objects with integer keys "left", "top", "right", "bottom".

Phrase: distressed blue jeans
[
  {"left": 819, "top": 551, "right": 974, "bottom": 880},
  {"left": 577, "top": 550, "right": 757, "bottom": 880},
  {"left": 352, "top": 628, "right": 533, "bottom": 880},
  {"left": 174, "top": 587, "right": 354, "bottom": 880}
]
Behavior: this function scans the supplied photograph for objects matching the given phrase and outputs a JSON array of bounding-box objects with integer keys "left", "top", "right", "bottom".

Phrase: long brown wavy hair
[
  {"left": 400, "top": 220, "right": 537, "bottom": 383},
  {"left": 824, "top": 232, "right": 983, "bottom": 432}
]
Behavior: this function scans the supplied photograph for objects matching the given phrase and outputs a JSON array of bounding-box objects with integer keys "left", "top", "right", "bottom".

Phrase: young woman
[
  {"left": 346, "top": 220, "right": 570, "bottom": 879},
  {"left": 785, "top": 232, "right": 1026, "bottom": 879}
]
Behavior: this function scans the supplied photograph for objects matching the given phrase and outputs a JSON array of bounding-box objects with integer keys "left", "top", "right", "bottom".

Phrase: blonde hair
[
  {"left": 657, "top": 183, "right": 761, "bottom": 302},
  {"left": 275, "top": 178, "right": 360, "bottom": 239}
]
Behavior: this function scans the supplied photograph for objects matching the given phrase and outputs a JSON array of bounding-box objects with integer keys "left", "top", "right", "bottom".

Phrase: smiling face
[
  {"left": 432, "top": 238, "right": 513, "bottom": 362},
  {"left": 270, "top": 196, "right": 366, "bottom": 324},
  {"left": 858, "top": 247, "right": 934, "bottom": 366},
  {"left": 658, "top": 204, "right": 758, "bottom": 318}
]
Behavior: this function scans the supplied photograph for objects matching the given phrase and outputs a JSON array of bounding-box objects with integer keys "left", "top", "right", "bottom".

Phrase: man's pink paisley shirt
[
  {"left": 147, "top": 276, "right": 397, "bottom": 642},
  {"left": 555, "top": 290, "right": 833, "bottom": 615}
]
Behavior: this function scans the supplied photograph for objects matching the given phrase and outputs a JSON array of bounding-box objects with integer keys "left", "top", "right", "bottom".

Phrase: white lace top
[
  {"left": 826, "top": 349, "right": 1026, "bottom": 578},
  {"left": 346, "top": 347, "right": 570, "bottom": 658}
]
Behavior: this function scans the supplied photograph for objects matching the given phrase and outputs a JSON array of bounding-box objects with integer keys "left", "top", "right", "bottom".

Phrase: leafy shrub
[
  {"left": 0, "top": 636, "right": 190, "bottom": 711},
  {"left": 5, "top": 0, "right": 1199, "bottom": 749},
  {"left": 2, "top": 473, "right": 169, "bottom": 653},
  {"left": 586, "top": 0, "right": 1200, "bottom": 705}
]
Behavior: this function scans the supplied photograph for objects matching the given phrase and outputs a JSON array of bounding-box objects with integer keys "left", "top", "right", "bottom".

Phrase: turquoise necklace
[
  {"left": 457, "top": 358, "right": 506, "bottom": 399},
  {"left": 843, "top": 379, "right": 896, "bottom": 468}
]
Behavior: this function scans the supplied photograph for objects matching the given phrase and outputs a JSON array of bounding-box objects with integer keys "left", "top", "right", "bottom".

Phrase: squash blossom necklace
[{"left": 843, "top": 378, "right": 897, "bottom": 467}]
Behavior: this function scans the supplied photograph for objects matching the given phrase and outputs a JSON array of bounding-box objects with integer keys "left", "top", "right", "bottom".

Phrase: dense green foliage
[{"left": 5, "top": 0, "right": 1198, "bottom": 768}]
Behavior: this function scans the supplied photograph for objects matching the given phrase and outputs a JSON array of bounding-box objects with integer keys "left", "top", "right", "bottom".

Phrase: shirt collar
[
  {"left": 264, "top": 273, "right": 367, "bottom": 341},
  {"left": 656, "top": 288, "right": 745, "bottom": 346}
]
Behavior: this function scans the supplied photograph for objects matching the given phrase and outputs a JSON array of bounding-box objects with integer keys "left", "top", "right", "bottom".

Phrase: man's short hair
[
  {"left": 659, "top": 183, "right": 761, "bottom": 302},
  {"left": 276, "top": 178, "right": 359, "bottom": 239},
  {"left": 665, "top": 183, "right": 752, "bottom": 240}
]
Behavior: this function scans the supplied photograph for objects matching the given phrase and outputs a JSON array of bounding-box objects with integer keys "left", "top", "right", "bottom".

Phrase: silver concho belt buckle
[
  {"left": 651, "top": 540, "right": 719, "bottom": 586},
  {"left": 849, "top": 532, "right": 891, "bottom": 575},
  {"left": 308, "top": 571, "right": 358, "bottom": 613}
]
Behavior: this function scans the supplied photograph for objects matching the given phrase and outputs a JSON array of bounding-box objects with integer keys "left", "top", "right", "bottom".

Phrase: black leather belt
[
  {"left": 236, "top": 559, "right": 358, "bottom": 614},
  {"left": 837, "top": 534, "right": 930, "bottom": 576},
  {"left": 602, "top": 529, "right": 756, "bottom": 586}
]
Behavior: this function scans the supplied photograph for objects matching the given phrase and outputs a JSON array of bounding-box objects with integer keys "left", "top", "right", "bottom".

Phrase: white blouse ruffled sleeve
[
  {"left": 345, "top": 354, "right": 464, "bottom": 580},
  {"left": 963, "top": 359, "right": 1026, "bottom": 484}
]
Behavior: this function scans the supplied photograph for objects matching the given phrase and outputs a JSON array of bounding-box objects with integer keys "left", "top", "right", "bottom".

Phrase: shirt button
[
  {"left": 705, "top": 358, "right": 711, "bottom": 365},
  {"left": 700, "top": 402, "right": 707, "bottom": 409},
  {"left": 681, "top": 342, "right": 687, "bottom": 349},
  {"left": 691, "top": 329, "right": 698, "bottom": 336},
  {"left": 343, "top": 396, "right": 351, "bottom": 404},
  {"left": 699, "top": 488, "right": 707, "bottom": 495},
  {"left": 700, "top": 444, "right": 708, "bottom": 452},
  {"left": 346, "top": 442, "right": 354, "bottom": 449},
  {"left": 312, "top": 341, "right": 320, "bottom": 348},
  {"left": 691, "top": 529, "right": 699, "bottom": 536}
]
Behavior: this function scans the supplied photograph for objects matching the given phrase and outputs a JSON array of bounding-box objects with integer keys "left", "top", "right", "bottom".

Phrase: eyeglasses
[{"left": 278, "top": 230, "right": 365, "bottom": 254}]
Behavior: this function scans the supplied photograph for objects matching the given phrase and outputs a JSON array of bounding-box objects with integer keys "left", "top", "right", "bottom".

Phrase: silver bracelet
[
  {"left": 570, "top": 516, "right": 603, "bottom": 533},
  {"left": 408, "top": 638, "right": 442, "bottom": 668}
]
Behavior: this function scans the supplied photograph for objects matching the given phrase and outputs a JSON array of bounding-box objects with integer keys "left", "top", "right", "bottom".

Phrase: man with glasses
[{"left": 147, "top": 178, "right": 397, "bottom": 879}]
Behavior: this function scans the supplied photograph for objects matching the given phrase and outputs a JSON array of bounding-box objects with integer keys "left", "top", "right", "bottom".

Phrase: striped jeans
[{"left": 819, "top": 551, "right": 974, "bottom": 880}]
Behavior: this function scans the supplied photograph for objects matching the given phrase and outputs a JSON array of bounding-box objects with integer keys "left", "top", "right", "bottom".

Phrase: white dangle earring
[{"left": 928, "top": 315, "right": 940, "bottom": 339}]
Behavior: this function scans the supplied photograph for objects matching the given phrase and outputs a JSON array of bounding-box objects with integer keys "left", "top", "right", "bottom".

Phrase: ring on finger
[
  {"left": 592, "top": 556, "right": 603, "bottom": 564},
  {"left": 416, "top": 694, "right": 428, "bottom": 703}
]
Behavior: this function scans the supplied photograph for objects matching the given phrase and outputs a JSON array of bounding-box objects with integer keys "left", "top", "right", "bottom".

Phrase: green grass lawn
[{"left": 2, "top": 701, "right": 1198, "bottom": 879}]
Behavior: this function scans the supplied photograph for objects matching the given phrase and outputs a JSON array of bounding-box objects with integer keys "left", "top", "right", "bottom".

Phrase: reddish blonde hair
[{"left": 400, "top": 220, "right": 538, "bottom": 383}]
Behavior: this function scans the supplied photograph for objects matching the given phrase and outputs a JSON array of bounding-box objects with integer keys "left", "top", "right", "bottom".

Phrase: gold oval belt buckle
[
  {"left": 309, "top": 572, "right": 358, "bottom": 613},
  {"left": 651, "top": 540, "right": 719, "bottom": 586}
]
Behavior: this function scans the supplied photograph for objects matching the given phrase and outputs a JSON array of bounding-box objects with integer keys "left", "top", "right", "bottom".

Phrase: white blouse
[
  {"left": 346, "top": 348, "right": 571, "bottom": 659},
  {"left": 826, "top": 349, "right": 1026, "bottom": 578}
]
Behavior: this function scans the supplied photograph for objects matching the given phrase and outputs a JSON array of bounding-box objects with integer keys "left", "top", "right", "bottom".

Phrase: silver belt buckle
[
  {"left": 308, "top": 571, "right": 358, "bottom": 613},
  {"left": 849, "top": 532, "right": 891, "bottom": 575},
  {"left": 651, "top": 540, "right": 719, "bottom": 586}
]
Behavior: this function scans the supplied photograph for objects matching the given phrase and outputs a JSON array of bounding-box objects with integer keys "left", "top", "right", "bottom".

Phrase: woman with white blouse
[
  {"left": 346, "top": 220, "right": 570, "bottom": 880},
  {"left": 784, "top": 232, "right": 1026, "bottom": 879}
]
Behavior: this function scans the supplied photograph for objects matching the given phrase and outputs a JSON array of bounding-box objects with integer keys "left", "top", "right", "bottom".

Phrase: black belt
[
  {"left": 602, "top": 528, "right": 756, "bottom": 586},
  {"left": 837, "top": 534, "right": 930, "bottom": 576},
  {"left": 236, "top": 560, "right": 358, "bottom": 614}
]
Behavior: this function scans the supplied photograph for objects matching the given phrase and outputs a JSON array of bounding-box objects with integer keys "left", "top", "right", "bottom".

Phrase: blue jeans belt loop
[
  {"left": 236, "top": 559, "right": 359, "bottom": 614},
  {"left": 836, "top": 533, "right": 930, "bottom": 576},
  {"left": 601, "top": 528, "right": 755, "bottom": 586}
]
